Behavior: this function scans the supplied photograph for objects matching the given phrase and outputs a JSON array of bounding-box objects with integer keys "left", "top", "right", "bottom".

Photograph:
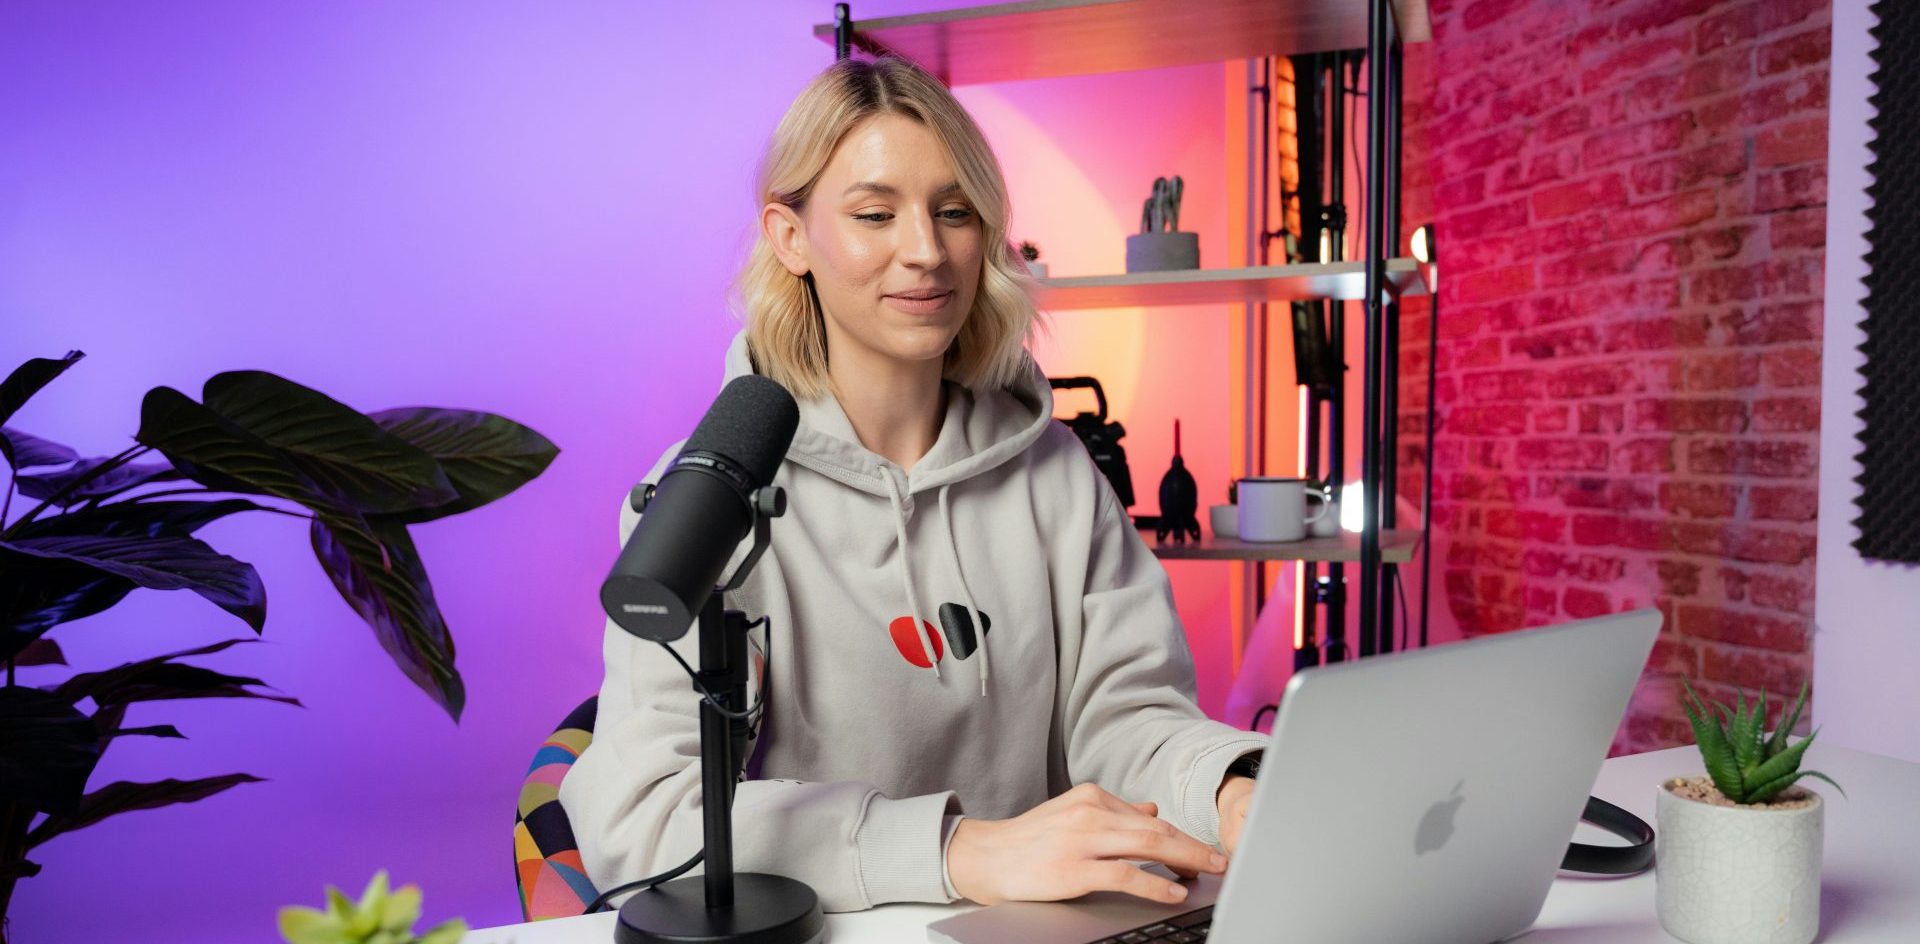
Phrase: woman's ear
[{"left": 762, "top": 203, "right": 810, "bottom": 277}]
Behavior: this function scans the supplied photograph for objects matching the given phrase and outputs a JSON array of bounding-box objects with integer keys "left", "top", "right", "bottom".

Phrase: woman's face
[{"left": 765, "top": 113, "right": 984, "bottom": 377}]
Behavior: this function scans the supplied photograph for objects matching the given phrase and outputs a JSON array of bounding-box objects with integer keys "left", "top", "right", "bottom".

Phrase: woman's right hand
[{"left": 945, "top": 782, "right": 1227, "bottom": 906}]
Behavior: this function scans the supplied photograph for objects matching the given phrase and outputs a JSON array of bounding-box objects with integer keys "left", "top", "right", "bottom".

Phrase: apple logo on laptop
[{"left": 1415, "top": 780, "right": 1466, "bottom": 855}]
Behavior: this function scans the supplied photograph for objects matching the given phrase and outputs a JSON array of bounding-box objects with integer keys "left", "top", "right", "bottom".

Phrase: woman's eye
[{"left": 852, "top": 209, "right": 974, "bottom": 223}]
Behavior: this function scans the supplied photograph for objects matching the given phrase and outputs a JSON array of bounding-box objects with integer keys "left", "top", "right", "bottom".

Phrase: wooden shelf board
[
  {"left": 1146, "top": 527, "right": 1422, "bottom": 563},
  {"left": 813, "top": 0, "right": 1432, "bottom": 87},
  {"left": 1035, "top": 259, "right": 1426, "bottom": 310}
]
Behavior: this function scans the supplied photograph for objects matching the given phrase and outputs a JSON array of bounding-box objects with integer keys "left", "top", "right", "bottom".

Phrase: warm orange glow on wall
[
  {"left": 955, "top": 68, "right": 1240, "bottom": 716},
  {"left": 951, "top": 90, "right": 1148, "bottom": 414}
]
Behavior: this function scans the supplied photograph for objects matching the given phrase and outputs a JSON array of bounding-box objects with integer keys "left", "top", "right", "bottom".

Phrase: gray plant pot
[
  {"left": 1655, "top": 779, "right": 1824, "bottom": 944},
  {"left": 1125, "top": 231, "right": 1199, "bottom": 272}
]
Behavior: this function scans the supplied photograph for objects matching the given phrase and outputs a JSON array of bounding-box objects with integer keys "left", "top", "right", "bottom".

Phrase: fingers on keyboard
[{"left": 1089, "top": 905, "right": 1213, "bottom": 943}]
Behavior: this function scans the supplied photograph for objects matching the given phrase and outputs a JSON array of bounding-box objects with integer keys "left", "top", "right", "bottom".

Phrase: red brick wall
[{"left": 1398, "top": 0, "right": 1832, "bottom": 753}]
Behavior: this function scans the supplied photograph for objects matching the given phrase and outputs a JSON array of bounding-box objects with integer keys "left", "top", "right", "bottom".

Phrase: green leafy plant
[
  {"left": 1681, "top": 679, "right": 1844, "bottom": 805},
  {"left": 279, "top": 871, "right": 466, "bottom": 944},
  {"left": 0, "top": 351, "right": 557, "bottom": 935},
  {"left": 1018, "top": 240, "right": 1041, "bottom": 262}
]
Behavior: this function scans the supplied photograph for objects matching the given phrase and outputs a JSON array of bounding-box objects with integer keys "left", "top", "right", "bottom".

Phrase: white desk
[{"left": 467, "top": 744, "right": 1920, "bottom": 943}]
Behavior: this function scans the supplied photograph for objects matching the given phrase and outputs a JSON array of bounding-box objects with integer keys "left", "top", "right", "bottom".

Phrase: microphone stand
[{"left": 617, "top": 485, "right": 824, "bottom": 944}]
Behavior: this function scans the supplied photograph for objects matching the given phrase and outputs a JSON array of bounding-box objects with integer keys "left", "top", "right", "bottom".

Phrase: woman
[{"left": 561, "top": 56, "right": 1266, "bottom": 914}]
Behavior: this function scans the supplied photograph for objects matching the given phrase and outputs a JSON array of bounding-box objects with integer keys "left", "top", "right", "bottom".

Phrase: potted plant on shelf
[
  {"left": 1657, "top": 680, "right": 1843, "bottom": 944},
  {"left": 0, "top": 351, "right": 558, "bottom": 939},
  {"left": 1018, "top": 240, "right": 1047, "bottom": 279}
]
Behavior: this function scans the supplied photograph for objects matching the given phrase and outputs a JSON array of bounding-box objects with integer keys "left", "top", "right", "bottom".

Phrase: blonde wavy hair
[{"left": 731, "top": 56, "right": 1043, "bottom": 399}]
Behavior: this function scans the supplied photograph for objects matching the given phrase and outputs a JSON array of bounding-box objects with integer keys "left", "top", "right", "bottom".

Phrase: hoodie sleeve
[
  {"left": 558, "top": 445, "right": 961, "bottom": 912},
  {"left": 1058, "top": 478, "right": 1270, "bottom": 849}
]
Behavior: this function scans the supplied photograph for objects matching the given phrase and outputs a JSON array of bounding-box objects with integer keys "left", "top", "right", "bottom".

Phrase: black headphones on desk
[
  {"left": 1228, "top": 753, "right": 1655, "bottom": 875},
  {"left": 1563, "top": 795, "right": 1655, "bottom": 875}
]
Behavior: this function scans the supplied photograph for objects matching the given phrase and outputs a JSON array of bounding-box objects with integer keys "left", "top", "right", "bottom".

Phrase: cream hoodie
[{"left": 560, "top": 331, "right": 1268, "bottom": 911}]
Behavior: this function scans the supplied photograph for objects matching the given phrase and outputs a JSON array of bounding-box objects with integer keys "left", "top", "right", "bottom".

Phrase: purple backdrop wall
[{"left": 0, "top": 2, "right": 1237, "bottom": 939}]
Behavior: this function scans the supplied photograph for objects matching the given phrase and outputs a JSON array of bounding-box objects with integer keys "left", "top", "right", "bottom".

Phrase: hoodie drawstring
[
  {"left": 939, "top": 484, "right": 989, "bottom": 698},
  {"left": 882, "top": 470, "right": 941, "bottom": 680}
]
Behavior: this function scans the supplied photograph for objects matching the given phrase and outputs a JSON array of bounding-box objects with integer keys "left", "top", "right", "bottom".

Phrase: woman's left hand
[{"left": 1215, "top": 775, "right": 1255, "bottom": 857}]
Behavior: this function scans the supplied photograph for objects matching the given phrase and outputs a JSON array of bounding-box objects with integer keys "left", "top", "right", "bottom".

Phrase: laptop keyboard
[{"left": 1087, "top": 905, "right": 1213, "bottom": 943}]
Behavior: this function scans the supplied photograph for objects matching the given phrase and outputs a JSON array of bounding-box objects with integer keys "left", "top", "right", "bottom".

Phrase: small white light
[
  {"left": 1410, "top": 224, "right": 1434, "bottom": 265},
  {"left": 1341, "top": 482, "right": 1365, "bottom": 533}
]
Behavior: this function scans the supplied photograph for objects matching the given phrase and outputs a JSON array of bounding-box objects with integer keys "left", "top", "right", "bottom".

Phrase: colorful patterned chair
[{"left": 514, "top": 696, "right": 601, "bottom": 920}]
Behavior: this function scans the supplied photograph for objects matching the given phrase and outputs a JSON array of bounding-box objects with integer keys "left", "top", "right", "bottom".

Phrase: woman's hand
[
  {"left": 1215, "top": 775, "right": 1256, "bottom": 857},
  {"left": 945, "top": 782, "right": 1227, "bottom": 906}
]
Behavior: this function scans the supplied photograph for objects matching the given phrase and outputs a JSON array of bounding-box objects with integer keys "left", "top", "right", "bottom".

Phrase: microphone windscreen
[{"left": 684, "top": 375, "right": 800, "bottom": 489}]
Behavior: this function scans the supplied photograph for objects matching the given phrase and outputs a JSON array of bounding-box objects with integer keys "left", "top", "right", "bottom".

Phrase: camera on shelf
[{"left": 1049, "top": 376, "right": 1136, "bottom": 509}]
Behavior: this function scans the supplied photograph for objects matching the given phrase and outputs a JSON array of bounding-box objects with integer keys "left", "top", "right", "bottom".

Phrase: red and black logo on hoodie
[{"left": 887, "top": 603, "right": 991, "bottom": 668}]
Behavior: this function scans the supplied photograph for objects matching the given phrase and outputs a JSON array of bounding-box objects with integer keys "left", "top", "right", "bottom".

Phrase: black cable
[
  {"left": 745, "top": 615, "right": 770, "bottom": 732},
  {"left": 585, "top": 848, "right": 705, "bottom": 914},
  {"left": 652, "top": 612, "right": 771, "bottom": 725},
  {"left": 1349, "top": 87, "right": 1367, "bottom": 263},
  {"left": 1250, "top": 703, "right": 1278, "bottom": 732},
  {"left": 656, "top": 640, "right": 757, "bottom": 719},
  {"left": 587, "top": 615, "right": 775, "bottom": 913},
  {"left": 1395, "top": 566, "right": 1411, "bottom": 650}
]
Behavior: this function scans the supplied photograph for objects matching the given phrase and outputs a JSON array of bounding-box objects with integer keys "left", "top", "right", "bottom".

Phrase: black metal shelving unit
[{"left": 819, "top": 0, "right": 1433, "bottom": 687}]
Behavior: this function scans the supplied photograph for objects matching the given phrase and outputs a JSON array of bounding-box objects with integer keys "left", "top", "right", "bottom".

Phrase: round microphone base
[{"left": 615, "top": 873, "right": 824, "bottom": 944}]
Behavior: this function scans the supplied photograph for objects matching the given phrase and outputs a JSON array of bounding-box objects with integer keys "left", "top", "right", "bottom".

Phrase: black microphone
[{"left": 601, "top": 375, "right": 799, "bottom": 642}]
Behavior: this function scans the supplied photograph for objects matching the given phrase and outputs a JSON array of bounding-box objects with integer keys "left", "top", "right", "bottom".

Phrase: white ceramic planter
[{"left": 1655, "top": 780, "right": 1824, "bottom": 944}]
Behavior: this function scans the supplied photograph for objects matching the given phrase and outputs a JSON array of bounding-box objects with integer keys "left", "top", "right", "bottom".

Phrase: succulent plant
[
  {"left": 1018, "top": 240, "right": 1040, "bottom": 262},
  {"left": 278, "top": 871, "right": 467, "bottom": 944},
  {"left": 1681, "top": 679, "right": 1844, "bottom": 805}
]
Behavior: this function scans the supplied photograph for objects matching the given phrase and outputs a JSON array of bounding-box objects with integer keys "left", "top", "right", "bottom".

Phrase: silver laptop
[{"left": 929, "top": 609, "right": 1661, "bottom": 944}]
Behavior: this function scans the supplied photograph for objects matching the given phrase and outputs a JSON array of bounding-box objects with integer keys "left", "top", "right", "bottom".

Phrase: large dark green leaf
[
  {"left": 0, "top": 351, "right": 83, "bottom": 429},
  {"left": 310, "top": 512, "right": 464, "bottom": 720},
  {"left": 201, "top": 372, "right": 456, "bottom": 514},
  {"left": 12, "top": 498, "right": 266, "bottom": 542},
  {"left": 0, "top": 859, "right": 42, "bottom": 880},
  {"left": 0, "top": 551, "right": 135, "bottom": 661},
  {"left": 368, "top": 408, "right": 559, "bottom": 523},
  {"left": 135, "top": 386, "right": 338, "bottom": 508},
  {"left": 0, "top": 686, "right": 102, "bottom": 815},
  {"left": 103, "top": 724, "right": 185, "bottom": 740},
  {"left": 69, "top": 637, "right": 260, "bottom": 684},
  {"left": 62, "top": 661, "right": 300, "bottom": 708},
  {"left": 2, "top": 503, "right": 261, "bottom": 658},
  {"left": 25, "top": 773, "right": 264, "bottom": 849},
  {"left": 56, "top": 637, "right": 299, "bottom": 709},
  {"left": 15, "top": 458, "right": 182, "bottom": 505},
  {"left": 91, "top": 702, "right": 128, "bottom": 739},
  {"left": 0, "top": 534, "right": 265, "bottom": 632},
  {"left": 84, "top": 683, "right": 207, "bottom": 743},
  {"left": 82, "top": 702, "right": 188, "bottom": 747},
  {"left": 15, "top": 638, "right": 65, "bottom": 666},
  {"left": 0, "top": 427, "right": 78, "bottom": 471},
  {"left": 2, "top": 502, "right": 268, "bottom": 660}
]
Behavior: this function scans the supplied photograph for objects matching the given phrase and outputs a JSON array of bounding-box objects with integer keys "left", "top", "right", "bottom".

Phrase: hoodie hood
[{"left": 720, "top": 330, "right": 1054, "bottom": 497}]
